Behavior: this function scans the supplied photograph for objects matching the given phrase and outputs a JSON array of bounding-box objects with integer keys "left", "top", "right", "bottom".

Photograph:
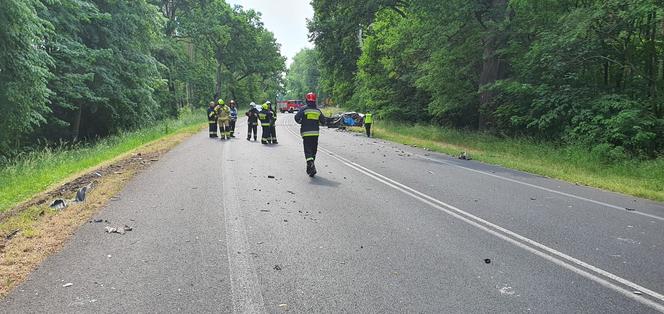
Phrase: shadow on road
[{"left": 309, "top": 176, "right": 341, "bottom": 187}]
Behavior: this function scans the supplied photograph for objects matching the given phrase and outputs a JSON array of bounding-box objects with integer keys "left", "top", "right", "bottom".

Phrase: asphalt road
[{"left": 3, "top": 115, "right": 664, "bottom": 313}]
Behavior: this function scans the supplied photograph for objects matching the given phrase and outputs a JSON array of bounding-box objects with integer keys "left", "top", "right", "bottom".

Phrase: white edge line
[
  {"left": 307, "top": 137, "right": 664, "bottom": 312},
  {"left": 413, "top": 153, "right": 664, "bottom": 222}
]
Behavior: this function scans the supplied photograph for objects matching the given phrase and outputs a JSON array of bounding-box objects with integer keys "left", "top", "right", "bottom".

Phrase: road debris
[
  {"left": 5, "top": 229, "right": 20, "bottom": 240},
  {"left": 499, "top": 286, "right": 515, "bottom": 295},
  {"left": 287, "top": 190, "right": 295, "bottom": 195},
  {"left": 278, "top": 303, "right": 289, "bottom": 311},
  {"left": 105, "top": 225, "right": 133, "bottom": 235},
  {"left": 529, "top": 197, "right": 536, "bottom": 201},
  {"left": 76, "top": 184, "right": 91, "bottom": 202},
  {"left": 625, "top": 207, "right": 636, "bottom": 211},
  {"left": 62, "top": 283, "right": 73, "bottom": 288},
  {"left": 260, "top": 209, "right": 270, "bottom": 212},
  {"left": 273, "top": 265, "right": 282, "bottom": 271},
  {"left": 634, "top": 290, "right": 643, "bottom": 295},
  {"left": 458, "top": 152, "right": 472, "bottom": 160},
  {"left": 484, "top": 258, "right": 491, "bottom": 264},
  {"left": 268, "top": 175, "right": 275, "bottom": 179},
  {"left": 49, "top": 199, "right": 67, "bottom": 210}
]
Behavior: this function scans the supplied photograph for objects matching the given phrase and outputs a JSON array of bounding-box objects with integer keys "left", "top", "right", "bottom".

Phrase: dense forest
[
  {"left": 0, "top": 0, "right": 285, "bottom": 160},
  {"left": 305, "top": 0, "right": 664, "bottom": 160}
]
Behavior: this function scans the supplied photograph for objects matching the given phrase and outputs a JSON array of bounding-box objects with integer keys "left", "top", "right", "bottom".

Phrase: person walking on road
[
  {"left": 258, "top": 103, "right": 273, "bottom": 144},
  {"left": 215, "top": 99, "right": 231, "bottom": 140},
  {"left": 229, "top": 100, "right": 238, "bottom": 138},
  {"left": 364, "top": 111, "right": 373, "bottom": 137},
  {"left": 267, "top": 101, "right": 278, "bottom": 144},
  {"left": 207, "top": 101, "right": 218, "bottom": 138},
  {"left": 246, "top": 102, "right": 259, "bottom": 141},
  {"left": 295, "top": 92, "right": 327, "bottom": 177}
]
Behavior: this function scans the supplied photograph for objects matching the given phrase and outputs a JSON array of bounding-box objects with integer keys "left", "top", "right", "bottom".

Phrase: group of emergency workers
[{"left": 206, "top": 92, "right": 373, "bottom": 177}]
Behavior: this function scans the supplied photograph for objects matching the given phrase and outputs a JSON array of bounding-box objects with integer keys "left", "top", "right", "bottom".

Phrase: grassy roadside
[
  {"left": 0, "top": 109, "right": 206, "bottom": 214},
  {"left": 347, "top": 120, "right": 664, "bottom": 202}
]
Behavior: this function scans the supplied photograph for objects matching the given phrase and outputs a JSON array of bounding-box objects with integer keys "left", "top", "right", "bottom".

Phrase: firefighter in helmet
[
  {"left": 258, "top": 103, "right": 273, "bottom": 144},
  {"left": 294, "top": 92, "right": 327, "bottom": 176},
  {"left": 207, "top": 101, "right": 218, "bottom": 138}
]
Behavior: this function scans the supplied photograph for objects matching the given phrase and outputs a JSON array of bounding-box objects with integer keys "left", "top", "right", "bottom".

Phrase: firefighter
[
  {"left": 294, "top": 92, "right": 327, "bottom": 177},
  {"left": 229, "top": 100, "right": 238, "bottom": 138},
  {"left": 267, "top": 101, "right": 278, "bottom": 144},
  {"left": 215, "top": 99, "right": 231, "bottom": 140},
  {"left": 207, "top": 101, "right": 218, "bottom": 138},
  {"left": 364, "top": 111, "right": 373, "bottom": 137},
  {"left": 258, "top": 103, "right": 273, "bottom": 144},
  {"left": 246, "top": 102, "right": 259, "bottom": 141}
]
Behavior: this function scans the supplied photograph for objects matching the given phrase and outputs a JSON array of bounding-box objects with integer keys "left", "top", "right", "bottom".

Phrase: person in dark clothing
[
  {"left": 294, "top": 92, "right": 327, "bottom": 177},
  {"left": 246, "top": 102, "right": 259, "bottom": 141},
  {"left": 229, "top": 100, "right": 238, "bottom": 138},
  {"left": 258, "top": 103, "right": 273, "bottom": 144},
  {"left": 207, "top": 101, "right": 218, "bottom": 138},
  {"left": 267, "top": 101, "right": 278, "bottom": 144}
]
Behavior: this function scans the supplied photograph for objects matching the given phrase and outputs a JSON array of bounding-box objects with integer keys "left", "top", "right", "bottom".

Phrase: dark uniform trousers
[
  {"left": 303, "top": 136, "right": 319, "bottom": 161},
  {"left": 261, "top": 125, "right": 272, "bottom": 144},
  {"left": 365, "top": 123, "right": 372, "bottom": 137},
  {"left": 229, "top": 120, "right": 236, "bottom": 137},
  {"left": 248, "top": 123, "right": 258, "bottom": 140},
  {"left": 209, "top": 121, "right": 218, "bottom": 137},
  {"left": 270, "top": 124, "right": 277, "bottom": 143}
]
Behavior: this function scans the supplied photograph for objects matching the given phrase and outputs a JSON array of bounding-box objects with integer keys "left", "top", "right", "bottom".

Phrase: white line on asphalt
[
  {"left": 283, "top": 122, "right": 664, "bottom": 312},
  {"left": 411, "top": 152, "right": 664, "bottom": 222},
  {"left": 315, "top": 146, "right": 664, "bottom": 312},
  {"left": 221, "top": 142, "right": 266, "bottom": 314}
]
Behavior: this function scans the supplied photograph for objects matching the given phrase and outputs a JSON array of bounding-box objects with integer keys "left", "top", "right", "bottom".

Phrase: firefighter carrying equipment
[{"left": 216, "top": 104, "right": 231, "bottom": 139}]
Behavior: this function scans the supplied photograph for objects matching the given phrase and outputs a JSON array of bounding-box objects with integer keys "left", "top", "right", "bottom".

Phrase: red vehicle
[{"left": 278, "top": 100, "right": 304, "bottom": 113}]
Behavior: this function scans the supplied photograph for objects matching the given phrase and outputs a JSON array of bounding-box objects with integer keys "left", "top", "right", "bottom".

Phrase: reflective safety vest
[
  {"left": 258, "top": 109, "right": 272, "bottom": 126},
  {"left": 295, "top": 106, "right": 326, "bottom": 137},
  {"left": 364, "top": 113, "right": 373, "bottom": 124}
]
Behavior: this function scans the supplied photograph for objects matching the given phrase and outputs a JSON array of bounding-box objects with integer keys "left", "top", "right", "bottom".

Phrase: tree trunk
[
  {"left": 72, "top": 104, "right": 83, "bottom": 141},
  {"left": 477, "top": 0, "right": 509, "bottom": 130}
]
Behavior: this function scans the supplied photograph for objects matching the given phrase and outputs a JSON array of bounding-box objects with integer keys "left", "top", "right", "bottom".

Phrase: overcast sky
[{"left": 227, "top": 0, "right": 314, "bottom": 66}]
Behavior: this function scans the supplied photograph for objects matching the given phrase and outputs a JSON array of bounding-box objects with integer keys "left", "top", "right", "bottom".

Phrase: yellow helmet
[
  {"left": 262, "top": 103, "right": 269, "bottom": 110},
  {"left": 217, "top": 99, "right": 225, "bottom": 105}
]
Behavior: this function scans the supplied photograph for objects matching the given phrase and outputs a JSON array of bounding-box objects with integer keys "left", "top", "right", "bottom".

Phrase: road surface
[{"left": 3, "top": 115, "right": 664, "bottom": 313}]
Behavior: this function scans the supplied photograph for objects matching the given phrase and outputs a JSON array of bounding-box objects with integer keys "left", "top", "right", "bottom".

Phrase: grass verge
[
  {"left": 349, "top": 120, "right": 664, "bottom": 201},
  {"left": 0, "top": 109, "right": 205, "bottom": 214},
  {"left": 0, "top": 123, "right": 200, "bottom": 298}
]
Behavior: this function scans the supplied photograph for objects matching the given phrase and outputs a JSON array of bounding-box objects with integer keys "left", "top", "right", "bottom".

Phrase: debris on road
[
  {"left": 458, "top": 152, "right": 472, "bottom": 160},
  {"left": 484, "top": 258, "right": 491, "bottom": 264},
  {"left": 633, "top": 290, "right": 643, "bottom": 295},
  {"left": 75, "top": 185, "right": 90, "bottom": 202},
  {"left": 62, "top": 283, "right": 73, "bottom": 288},
  {"left": 49, "top": 199, "right": 67, "bottom": 210},
  {"left": 260, "top": 209, "right": 270, "bottom": 212},
  {"left": 287, "top": 190, "right": 295, "bottom": 195},
  {"left": 268, "top": 175, "right": 275, "bottom": 179},
  {"left": 105, "top": 225, "right": 133, "bottom": 235},
  {"left": 283, "top": 219, "right": 288, "bottom": 222},
  {"left": 625, "top": 207, "right": 636, "bottom": 211},
  {"left": 5, "top": 229, "right": 20, "bottom": 240},
  {"left": 530, "top": 197, "right": 536, "bottom": 201},
  {"left": 278, "top": 303, "right": 289, "bottom": 311},
  {"left": 273, "top": 265, "right": 282, "bottom": 271}
]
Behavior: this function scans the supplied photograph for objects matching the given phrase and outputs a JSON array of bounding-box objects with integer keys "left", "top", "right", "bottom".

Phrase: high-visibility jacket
[
  {"left": 294, "top": 104, "right": 326, "bottom": 137},
  {"left": 364, "top": 113, "right": 373, "bottom": 124},
  {"left": 258, "top": 109, "right": 273, "bottom": 127},
  {"left": 216, "top": 105, "right": 231, "bottom": 122}
]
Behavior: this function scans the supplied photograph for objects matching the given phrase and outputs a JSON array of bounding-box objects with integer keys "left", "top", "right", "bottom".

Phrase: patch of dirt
[{"left": 0, "top": 131, "right": 196, "bottom": 298}]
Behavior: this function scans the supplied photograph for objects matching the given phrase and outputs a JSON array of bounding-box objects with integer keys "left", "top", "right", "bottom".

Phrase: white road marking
[
  {"left": 221, "top": 142, "right": 266, "bottom": 314},
  {"left": 412, "top": 152, "right": 664, "bottom": 222},
  {"left": 283, "top": 122, "right": 664, "bottom": 311},
  {"left": 317, "top": 146, "right": 664, "bottom": 312}
]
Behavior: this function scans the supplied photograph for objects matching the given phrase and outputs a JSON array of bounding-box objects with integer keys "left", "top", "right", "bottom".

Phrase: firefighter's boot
[{"left": 306, "top": 160, "right": 316, "bottom": 177}]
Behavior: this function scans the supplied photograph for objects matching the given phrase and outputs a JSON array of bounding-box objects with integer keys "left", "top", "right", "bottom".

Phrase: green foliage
[
  {"left": 0, "top": 0, "right": 286, "bottom": 159},
  {"left": 310, "top": 0, "right": 664, "bottom": 157},
  {"left": 285, "top": 48, "right": 321, "bottom": 99}
]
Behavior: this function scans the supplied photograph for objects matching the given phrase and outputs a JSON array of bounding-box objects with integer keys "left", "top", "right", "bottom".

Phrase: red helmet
[{"left": 305, "top": 92, "right": 317, "bottom": 102}]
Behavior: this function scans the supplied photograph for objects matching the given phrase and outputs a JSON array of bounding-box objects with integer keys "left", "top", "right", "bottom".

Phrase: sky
[{"left": 226, "top": 0, "right": 314, "bottom": 66}]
